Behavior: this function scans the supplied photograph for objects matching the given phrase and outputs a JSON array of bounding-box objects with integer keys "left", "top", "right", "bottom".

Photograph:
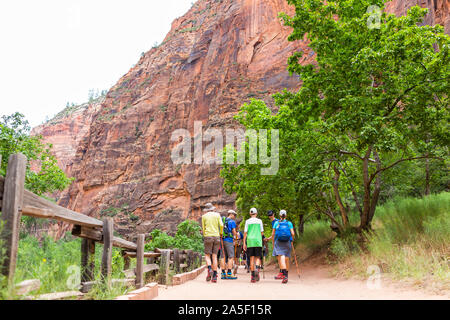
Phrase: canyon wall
[{"left": 32, "top": 0, "right": 449, "bottom": 239}]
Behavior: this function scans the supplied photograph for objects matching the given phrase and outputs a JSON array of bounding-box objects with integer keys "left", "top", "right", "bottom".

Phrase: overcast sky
[{"left": 0, "top": 0, "right": 194, "bottom": 128}]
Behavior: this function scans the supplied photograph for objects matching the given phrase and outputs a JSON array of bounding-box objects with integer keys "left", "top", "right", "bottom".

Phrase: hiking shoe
[
  {"left": 212, "top": 274, "right": 218, "bottom": 283},
  {"left": 221, "top": 273, "right": 227, "bottom": 280},
  {"left": 274, "top": 272, "right": 284, "bottom": 280},
  {"left": 251, "top": 275, "right": 256, "bottom": 283},
  {"left": 255, "top": 272, "right": 260, "bottom": 282},
  {"left": 282, "top": 276, "right": 288, "bottom": 284},
  {"left": 206, "top": 269, "right": 212, "bottom": 281},
  {"left": 226, "top": 273, "right": 237, "bottom": 280}
]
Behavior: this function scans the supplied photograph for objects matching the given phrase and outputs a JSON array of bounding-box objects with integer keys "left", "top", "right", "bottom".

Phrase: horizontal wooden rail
[
  {"left": 123, "top": 251, "right": 161, "bottom": 258},
  {"left": 22, "top": 190, "right": 103, "bottom": 228},
  {"left": 72, "top": 225, "right": 137, "bottom": 251},
  {"left": 123, "top": 264, "right": 159, "bottom": 278}
]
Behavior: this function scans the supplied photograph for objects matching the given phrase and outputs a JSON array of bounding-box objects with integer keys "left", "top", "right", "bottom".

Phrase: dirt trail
[{"left": 155, "top": 263, "right": 448, "bottom": 300}]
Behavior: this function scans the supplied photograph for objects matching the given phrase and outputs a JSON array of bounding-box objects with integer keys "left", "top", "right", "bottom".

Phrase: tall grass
[
  {"left": 296, "top": 219, "right": 336, "bottom": 259},
  {"left": 331, "top": 192, "right": 450, "bottom": 291},
  {"left": 12, "top": 233, "right": 130, "bottom": 299}
]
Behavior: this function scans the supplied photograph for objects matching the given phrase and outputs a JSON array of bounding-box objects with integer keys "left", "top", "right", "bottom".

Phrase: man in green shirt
[
  {"left": 243, "top": 208, "right": 264, "bottom": 283},
  {"left": 201, "top": 203, "right": 223, "bottom": 283}
]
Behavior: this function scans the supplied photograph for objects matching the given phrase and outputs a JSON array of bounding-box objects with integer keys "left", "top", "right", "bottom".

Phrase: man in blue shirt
[{"left": 221, "top": 210, "right": 238, "bottom": 279}]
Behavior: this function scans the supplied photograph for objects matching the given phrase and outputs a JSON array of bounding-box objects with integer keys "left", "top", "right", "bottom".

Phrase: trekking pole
[
  {"left": 262, "top": 255, "right": 265, "bottom": 279},
  {"left": 233, "top": 241, "right": 237, "bottom": 275},
  {"left": 291, "top": 241, "right": 301, "bottom": 279}
]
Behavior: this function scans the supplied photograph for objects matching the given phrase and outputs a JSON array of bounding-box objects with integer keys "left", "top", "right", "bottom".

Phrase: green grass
[
  {"left": 329, "top": 192, "right": 450, "bottom": 290},
  {"left": 297, "top": 219, "right": 335, "bottom": 258},
  {"left": 11, "top": 233, "right": 131, "bottom": 299}
]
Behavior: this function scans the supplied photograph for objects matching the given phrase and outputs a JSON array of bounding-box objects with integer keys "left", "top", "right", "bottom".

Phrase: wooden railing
[{"left": 0, "top": 154, "right": 202, "bottom": 298}]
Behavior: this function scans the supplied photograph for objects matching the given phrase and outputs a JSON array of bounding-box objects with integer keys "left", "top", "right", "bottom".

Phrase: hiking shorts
[
  {"left": 204, "top": 236, "right": 220, "bottom": 255},
  {"left": 247, "top": 246, "right": 262, "bottom": 258},
  {"left": 273, "top": 239, "right": 291, "bottom": 257},
  {"left": 223, "top": 241, "right": 235, "bottom": 259}
]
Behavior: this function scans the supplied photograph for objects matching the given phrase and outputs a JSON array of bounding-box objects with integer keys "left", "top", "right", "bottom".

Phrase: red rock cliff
[{"left": 33, "top": 0, "right": 449, "bottom": 238}]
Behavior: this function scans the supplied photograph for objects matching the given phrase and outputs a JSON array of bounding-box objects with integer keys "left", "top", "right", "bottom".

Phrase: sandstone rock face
[
  {"left": 36, "top": 0, "right": 306, "bottom": 239},
  {"left": 33, "top": 0, "right": 448, "bottom": 239},
  {"left": 31, "top": 100, "right": 103, "bottom": 177},
  {"left": 386, "top": 0, "right": 449, "bottom": 33}
]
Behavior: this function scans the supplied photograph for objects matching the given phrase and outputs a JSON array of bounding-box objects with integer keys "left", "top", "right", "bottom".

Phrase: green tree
[
  {"left": 0, "top": 112, "right": 73, "bottom": 195},
  {"left": 221, "top": 0, "right": 449, "bottom": 233}
]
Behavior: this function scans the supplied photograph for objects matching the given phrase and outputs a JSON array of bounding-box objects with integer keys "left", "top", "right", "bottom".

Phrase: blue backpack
[
  {"left": 222, "top": 217, "right": 232, "bottom": 238},
  {"left": 275, "top": 220, "right": 291, "bottom": 242}
]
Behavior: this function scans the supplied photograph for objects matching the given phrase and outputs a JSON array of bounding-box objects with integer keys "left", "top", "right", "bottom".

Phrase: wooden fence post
[
  {"left": 194, "top": 252, "right": 200, "bottom": 268},
  {"left": 173, "top": 248, "right": 181, "bottom": 274},
  {"left": 101, "top": 218, "right": 114, "bottom": 283},
  {"left": 186, "top": 249, "right": 193, "bottom": 271},
  {"left": 122, "top": 250, "right": 130, "bottom": 270},
  {"left": 81, "top": 238, "right": 95, "bottom": 283},
  {"left": 135, "top": 234, "right": 145, "bottom": 289},
  {"left": 158, "top": 249, "right": 170, "bottom": 285},
  {"left": 0, "top": 153, "right": 26, "bottom": 286}
]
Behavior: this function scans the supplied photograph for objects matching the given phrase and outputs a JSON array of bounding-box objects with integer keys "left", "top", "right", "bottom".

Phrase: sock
[
  {"left": 208, "top": 266, "right": 212, "bottom": 271},
  {"left": 213, "top": 271, "right": 217, "bottom": 277},
  {"left": 227, "top": 269, "right": 231, "bottom": 274},
  {"left": 286, "top": 271, "right": 289, "bottom": 277},
  {"left": 221, "top": 269, "right": 226, "bottom": 274},
  {"left": 282, "top": 269, "right": 287, "bottom": 276}
]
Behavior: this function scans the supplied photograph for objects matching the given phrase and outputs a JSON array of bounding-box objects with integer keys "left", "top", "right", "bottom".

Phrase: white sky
[{"left": 0, "top": 0, "right": 195, "bottom": 128}]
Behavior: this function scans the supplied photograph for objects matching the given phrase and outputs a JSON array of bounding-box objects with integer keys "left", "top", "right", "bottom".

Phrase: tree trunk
[
  {"left": 359, "top": 147, "right": 372, "bottom": 231},
  {"left": 425, "top": 156, "right": 431, "bottom": 196},
  {"left": 298, "top": 214, "right": 305, "bottom": 234},
  {"left": 333, "top": 166, "right": 349, "bottom": 227}
]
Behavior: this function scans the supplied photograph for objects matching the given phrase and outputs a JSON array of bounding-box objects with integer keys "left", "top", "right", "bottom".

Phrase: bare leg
[
  {"left": 212, "top": 254, "right": 218, "bottom": 271},
  {"left": 279, "top": 255, "right": 287, "bottom": 270},
  {"left": 205, "top": 254, "right": 212, "bottom": 268}
]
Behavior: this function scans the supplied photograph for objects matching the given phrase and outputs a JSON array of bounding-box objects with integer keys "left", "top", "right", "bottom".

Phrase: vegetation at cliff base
[{"left": 145, "top": 220, "right": 204, "bottom": 253}]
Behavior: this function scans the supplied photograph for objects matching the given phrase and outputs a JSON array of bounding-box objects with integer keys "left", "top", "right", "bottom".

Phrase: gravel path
[{"left": 155, "top": 263, "right": 447, "bottom": 300}]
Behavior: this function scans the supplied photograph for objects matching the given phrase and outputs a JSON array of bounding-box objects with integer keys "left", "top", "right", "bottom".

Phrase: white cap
[
  {"left": 228, "top": 209, "right": 237, "bottom": 215},
  {"left": 250, "top": 208, "right": 258, "bottom": 214},
  {"left": 280, "top": 209, "right": 287, "bottom": 217}
]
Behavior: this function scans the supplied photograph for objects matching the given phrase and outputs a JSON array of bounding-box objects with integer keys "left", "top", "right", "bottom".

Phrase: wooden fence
[{"left": 0, "top": 153, "right": 202, "bottom": 298}]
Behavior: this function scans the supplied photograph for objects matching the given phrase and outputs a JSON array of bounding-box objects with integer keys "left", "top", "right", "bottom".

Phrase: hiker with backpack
[
  {"left": 243, "top": 208, "right": 264, "bottom": 283},
  {"left": 271, "top": 210, "right": 295, "bottom": 284},
  {"left": 220, "top": 210, "right": 239, "bottom": 280},
  {"left": 201, "top": 203, "right": 223, "bottom": 283},
  {"left": 264, "top": 210, "right": 282, "bottom": 276}
]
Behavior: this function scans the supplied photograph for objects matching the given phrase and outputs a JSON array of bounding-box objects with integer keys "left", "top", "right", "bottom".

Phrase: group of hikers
[{"left": 201, "top": 203, "right": 296, "bottom": 284}]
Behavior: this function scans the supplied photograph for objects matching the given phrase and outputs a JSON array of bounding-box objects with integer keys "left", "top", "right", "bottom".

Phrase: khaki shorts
[{"left": 204, "top": 236, "right": 220, "bottom": 255}]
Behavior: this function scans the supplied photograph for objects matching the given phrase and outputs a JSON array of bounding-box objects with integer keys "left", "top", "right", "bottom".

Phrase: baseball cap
[
  {"left": 280, "top": 209, "right": 287, "bottom": 217},
  {"left": 250, "top": 208, "right": 258, "bottom": 214},
  {"left": 267, "top": 210, "right": 274, "bottom": 216},
  {"left": 228, "top": 209, "right": 237, "bottom": 215}
]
